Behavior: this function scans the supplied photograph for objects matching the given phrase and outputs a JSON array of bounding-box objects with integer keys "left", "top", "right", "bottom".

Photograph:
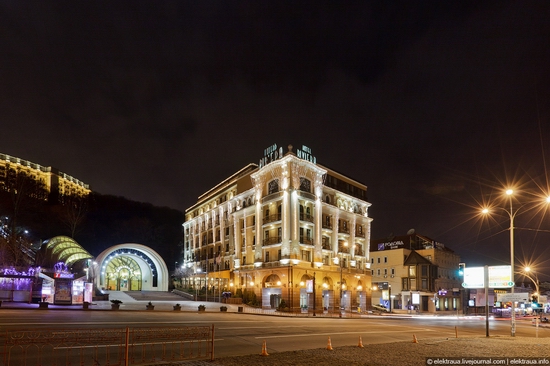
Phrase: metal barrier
[{"left": 0, "top": 325, "right": 214, "bottom": 366}]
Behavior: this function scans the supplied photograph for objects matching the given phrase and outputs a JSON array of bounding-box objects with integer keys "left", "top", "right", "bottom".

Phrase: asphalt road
[{"left": 0, "top": 309, "right": 546, "bottom": 358}]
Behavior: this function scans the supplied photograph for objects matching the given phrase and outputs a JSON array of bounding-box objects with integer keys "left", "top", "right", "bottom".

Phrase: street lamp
[
  {"left": 481, "top": 189, "right": 517, "bottom": 336},
  {"left": 522, "top": 267, "right": 540, "bottom": 314},
  {"left": 482, "top": 188, "right": 550, "bottom": 337}
]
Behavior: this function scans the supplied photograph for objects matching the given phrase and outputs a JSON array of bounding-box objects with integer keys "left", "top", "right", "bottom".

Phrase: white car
[{"left": 372, "top": 304, "right": 389, "bottom": 312}]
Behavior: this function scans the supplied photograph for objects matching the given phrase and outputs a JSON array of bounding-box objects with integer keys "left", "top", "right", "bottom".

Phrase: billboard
[{"left": 462, "top": 265, "right": 514, "bottom": 288}]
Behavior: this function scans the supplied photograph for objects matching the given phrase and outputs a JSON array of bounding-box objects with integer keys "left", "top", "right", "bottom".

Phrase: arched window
[
  {"left": 299, "top": 178, "right": 311, "bottom": 192},
  {"left": 268, "top": 179, "right": 279, "bottom": 194}
]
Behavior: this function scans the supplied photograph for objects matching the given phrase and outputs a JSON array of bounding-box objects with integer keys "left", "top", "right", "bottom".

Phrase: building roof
[
  {"left": 37, "top": 236, "right": 93, "bottom": 268},
  {"left": 403, "top": 250, "right": 433, "bottom": 265}
]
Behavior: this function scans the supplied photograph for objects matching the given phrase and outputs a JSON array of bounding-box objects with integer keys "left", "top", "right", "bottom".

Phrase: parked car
[{"left": 372, "top": 304, "right": 389, "bottom": 312}]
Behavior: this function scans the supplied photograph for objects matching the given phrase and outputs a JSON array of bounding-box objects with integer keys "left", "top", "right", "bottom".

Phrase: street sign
[{"left": 497, "top": 293, "right": 529, "bottom": 303}]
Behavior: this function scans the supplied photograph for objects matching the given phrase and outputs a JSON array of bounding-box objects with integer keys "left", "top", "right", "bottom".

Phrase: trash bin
[{"left": 238, "top": 306, "right": 243, "bottom": 313}]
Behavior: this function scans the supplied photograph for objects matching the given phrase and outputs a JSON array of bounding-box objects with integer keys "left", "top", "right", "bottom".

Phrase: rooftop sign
[
  {"left": 377, "top": 241, "right": 404, "bottom": 250},
  {"left": 259, "top": 144, "right": 317, "bottom": 168}
]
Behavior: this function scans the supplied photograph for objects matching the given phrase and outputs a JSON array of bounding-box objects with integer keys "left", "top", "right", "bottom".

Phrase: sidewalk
[{"left": 0, "top": 290, "right": 239, "bottom": 312}]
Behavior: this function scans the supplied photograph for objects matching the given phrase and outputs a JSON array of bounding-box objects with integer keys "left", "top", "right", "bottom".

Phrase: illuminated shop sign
[
  {"left": 54, "top": 272, "right": 74, "bottom": 279},
  {"left": 377, "top": 241, "right": 404, "bottom": 250}
]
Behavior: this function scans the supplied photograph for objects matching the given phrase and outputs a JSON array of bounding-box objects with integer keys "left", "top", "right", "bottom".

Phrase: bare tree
[{"left": 56, "top": 194, "right": 89, "bottom": 238}]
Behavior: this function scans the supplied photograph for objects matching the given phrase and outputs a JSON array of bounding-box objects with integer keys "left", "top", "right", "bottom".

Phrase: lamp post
[
  {"left": 481, "top": 189, "right": 516, "bottom": 336},
  {"left": 507, "top": 189, "right": 516, "bottom": 337},
  {"left": 523, "top": 267, "right": 540, "bottom": 316},
  {"left": 195, "top": 268, "right": 201, "bottom": 301},
  {"left": 482, "top": 189, "right": 550, "bottom": 337}
]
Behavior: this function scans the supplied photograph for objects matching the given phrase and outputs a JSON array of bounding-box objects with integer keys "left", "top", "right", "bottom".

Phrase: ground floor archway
[{"left": 94, "top": 244, "right": 169, "bottom": 292}]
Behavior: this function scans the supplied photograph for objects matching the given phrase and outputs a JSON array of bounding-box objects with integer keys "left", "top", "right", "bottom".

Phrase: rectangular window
[
  {"left": 278, "top": 250, "right": 281, "bottom": 260},
  {"left": 377, "top": 257, "right": 380, "bottom": 264},
  {"left": 391, "top": 268, "right": 395, "bottom": 276},
  {"left": 410, "top": 278, "right": 417, "bottom": 290},
  {"left": 402, "top": 278, "right": 408, "bottom": 291},
  {"left": 384, "top": 257, "right": 387, "bottom": 263},
  {"left": 409, "top": 266, "right": 416, "bottom": 277},
  {"left": 376, "top": 269, "right": 381, "bottom": 276},
  {"left": 421, "top": 278, "right": 428, "bottom": 290},
  {"left": 242, "top": 256, "right": 246, "bottom": 265},
  {"left": 265, "top": 252, "right": 270, "bottom": 262},
  {"left": 421, "top": 265, "right": 428, "bottom": 276}
]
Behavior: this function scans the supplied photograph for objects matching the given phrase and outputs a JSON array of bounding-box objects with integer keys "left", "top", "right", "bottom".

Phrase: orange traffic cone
[
  {"left": 358, "top": 336, "right": 364, "bottom": 348},
  {"left": 260, "top": 340, "right": 269, "bottom": 356},
  {"left": 326, "top": 336, "right": 333, "bottom": 351},
  {"left": 412, "top": 334, "right": 418, "bottom": 343}
]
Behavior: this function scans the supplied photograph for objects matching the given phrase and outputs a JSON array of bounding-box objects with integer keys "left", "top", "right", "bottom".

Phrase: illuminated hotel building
[
  {"left": 182, "top": 144, "right": 373, "bottom": 311},
  {"left": 0, "top": 152, "right": 90, "bottom": 203}
]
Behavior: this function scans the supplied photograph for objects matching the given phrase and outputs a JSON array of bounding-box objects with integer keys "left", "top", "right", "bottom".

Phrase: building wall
[
  {"left": 182, "top": 146, "right": 373, "bottom": 311},
  {"left": 0, "top": 152, "right": 90, "bottom": 203},
  {"left": 370, "top": 235, "right": 463, "bottom": 313}
]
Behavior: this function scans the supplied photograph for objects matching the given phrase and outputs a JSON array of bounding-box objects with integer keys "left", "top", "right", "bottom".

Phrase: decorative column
[
  {"left": 281, "top": 164, "right": 291, "bottom": 259},
  {"left": 233, "top": 207, "right": 241, "bottom": 269},
  {"left": 254, "top": 197, "right": 262, "bottom": 263},
  {"left": 313, "top": 176, "right": 323, "bottom": 264}
]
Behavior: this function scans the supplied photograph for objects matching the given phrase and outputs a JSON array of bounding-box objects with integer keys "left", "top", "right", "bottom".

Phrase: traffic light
[{"left": 458, "top": 263, "right": 465, "bottom": 277}]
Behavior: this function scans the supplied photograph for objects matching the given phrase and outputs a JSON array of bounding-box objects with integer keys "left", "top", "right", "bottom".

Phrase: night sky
[{"left": 2, "top": 1, "right": 550, "bottom": 277}]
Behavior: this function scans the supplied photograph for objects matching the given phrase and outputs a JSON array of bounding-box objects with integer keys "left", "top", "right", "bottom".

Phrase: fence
[{"left": 0, "top": 325, "right": 214, "bottom": 366}]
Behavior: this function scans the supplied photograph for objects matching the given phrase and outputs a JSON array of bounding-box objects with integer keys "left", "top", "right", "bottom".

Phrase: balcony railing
[
  {"left": 261, "top": 191, "right": 283, "bottom": 203},
  {"left": 298, "top": 191, "right": 316, "bottom": 201},
  {"left": 338, "top": 226, "right": 350, "bottom": 234},
  {"left": 300, "top": 237, "right": 314, "bottom": 245},
  {"left": 322, "top": 244, "right": 332, "bottom": 250},
  {"left": 263, "top": 214, "right": 282, "bottom": 225},
  {"left": 263, "top": 236, "right": 282, "bottom": 246},
  {"left": 300, "top": 214, "right": 314, "bottom": 223},
  {"left": 322, "top": 222, "right": 333, "bottom": 229}
]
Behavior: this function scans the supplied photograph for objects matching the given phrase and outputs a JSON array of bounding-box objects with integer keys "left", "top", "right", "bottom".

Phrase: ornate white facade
[{"left": 182, "top": 145, "right": 373, "bottom": 312}]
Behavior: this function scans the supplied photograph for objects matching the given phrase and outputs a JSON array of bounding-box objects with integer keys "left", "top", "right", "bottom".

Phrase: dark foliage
[{"left": 0, "top": 190, "right": 184, "bottom": 269}]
